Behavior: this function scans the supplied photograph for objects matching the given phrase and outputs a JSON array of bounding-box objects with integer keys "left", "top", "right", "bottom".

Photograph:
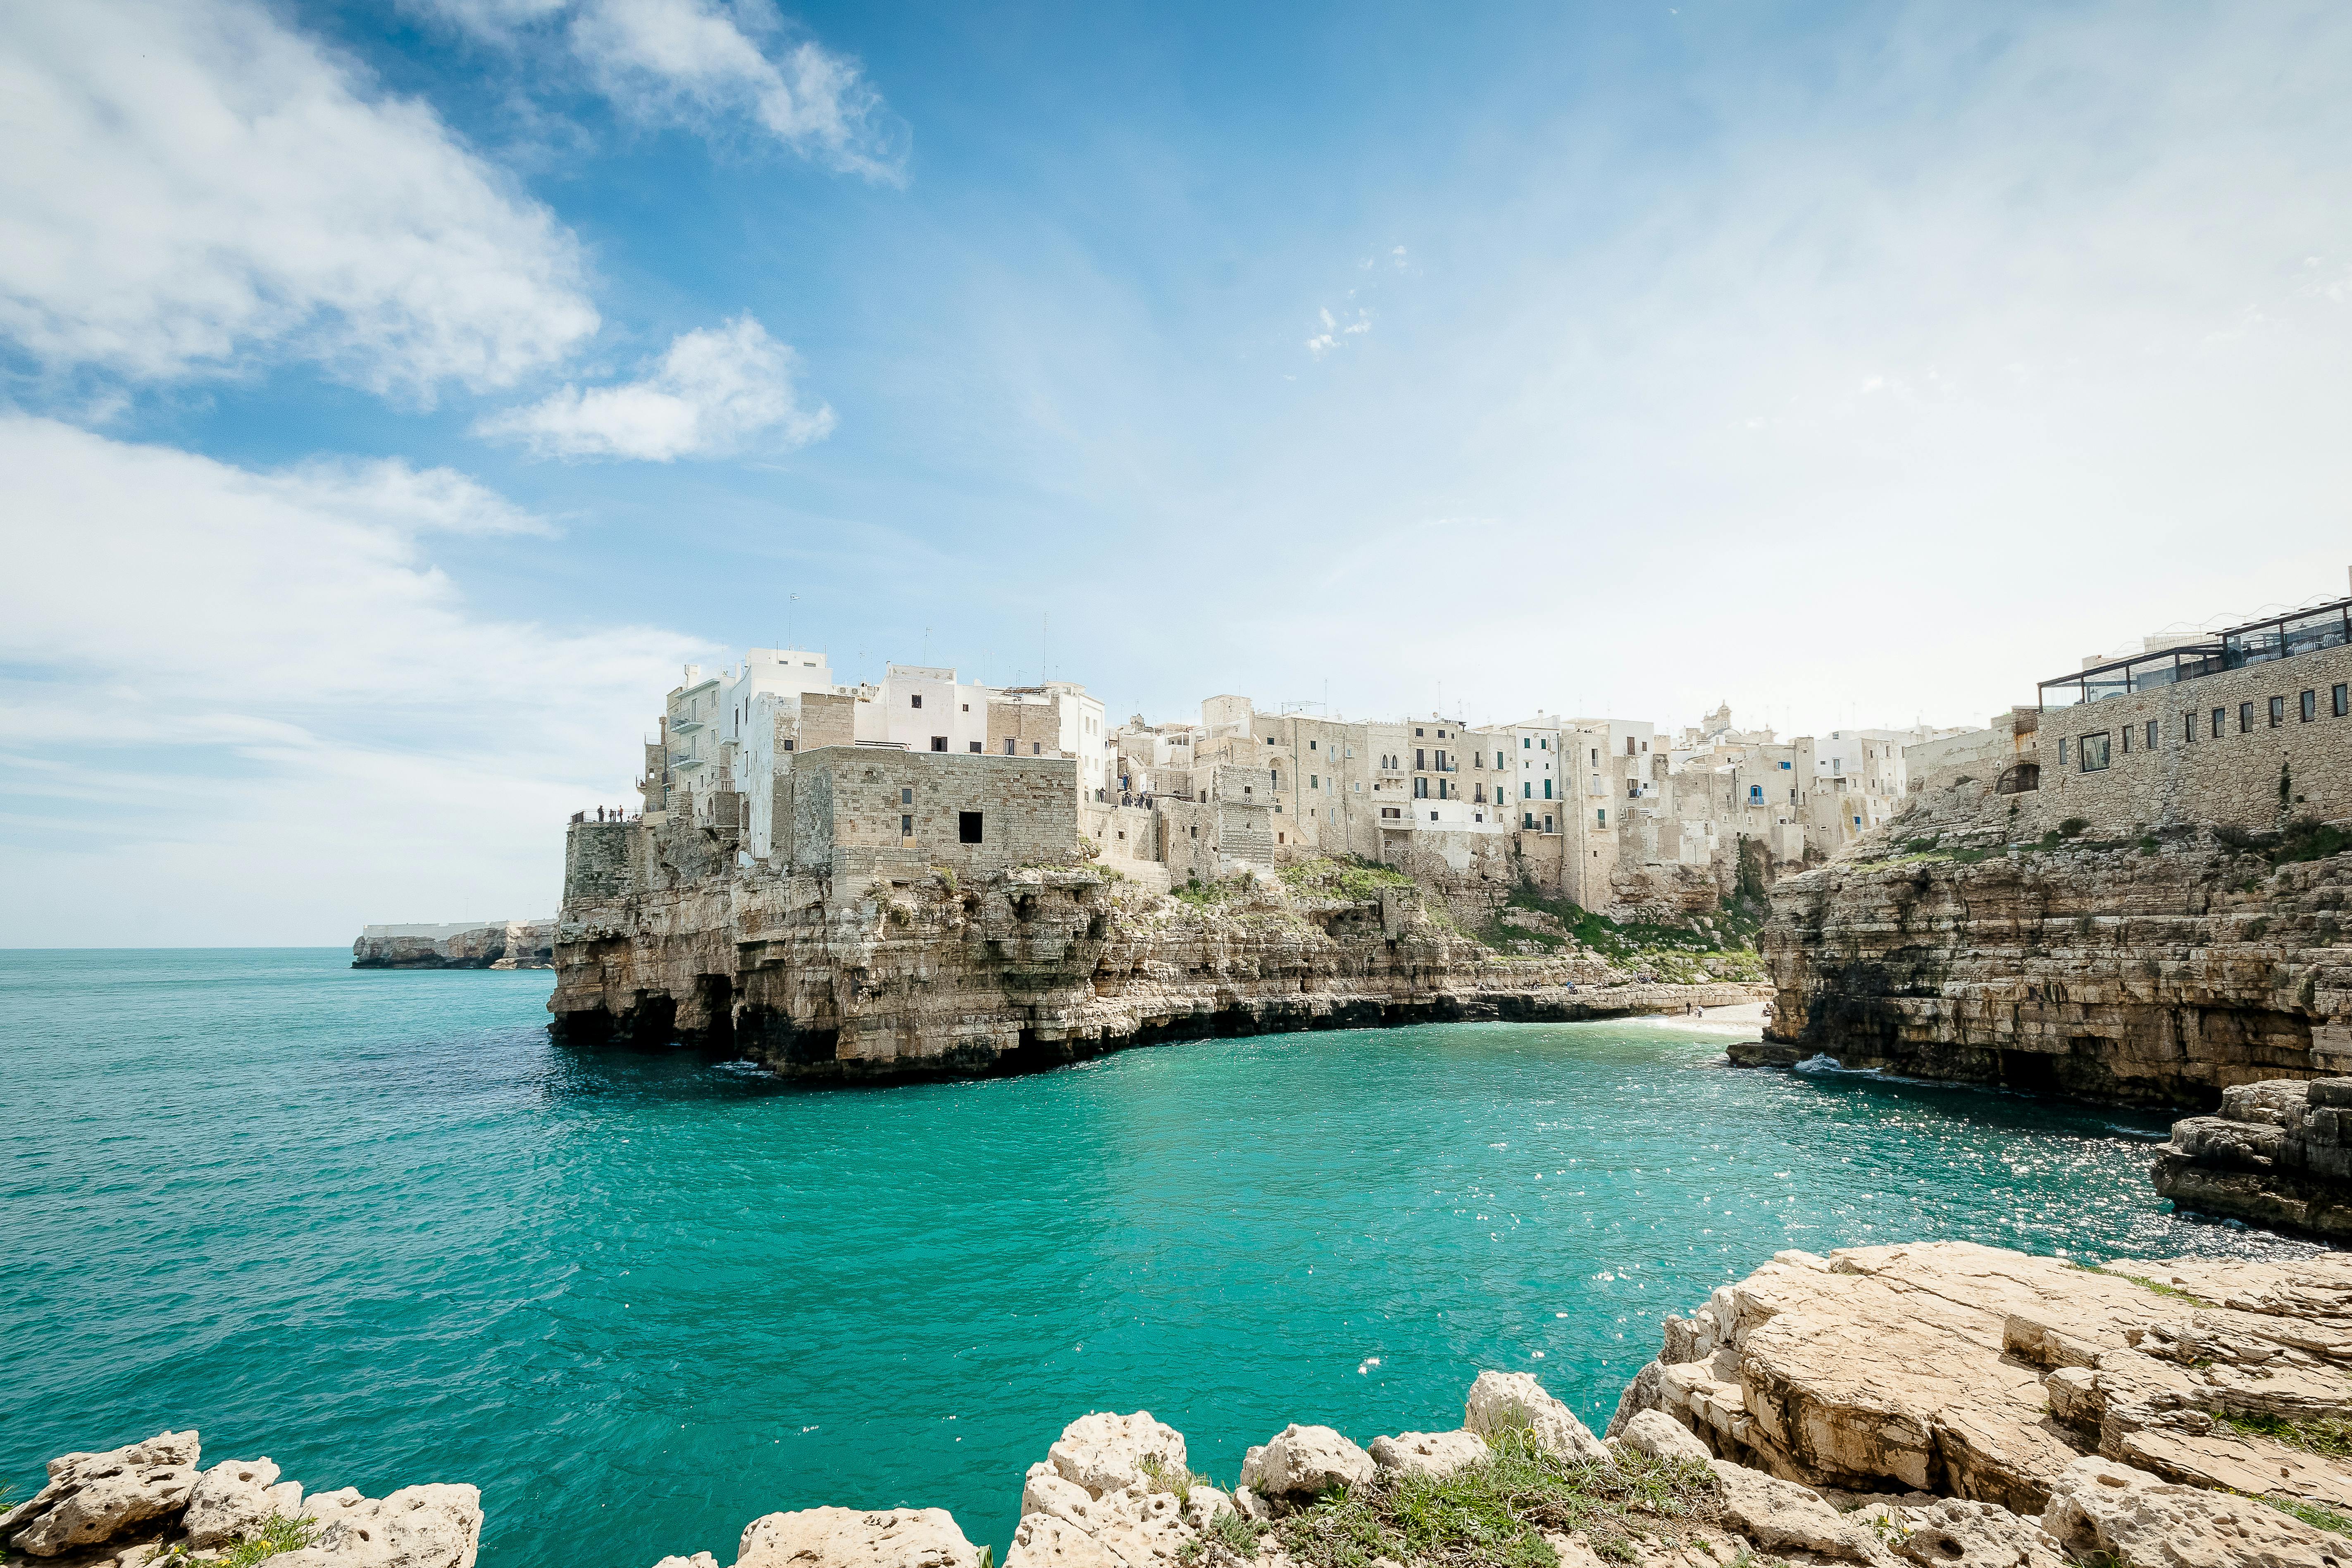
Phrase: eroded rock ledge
[
  {"left": 2156, "top": 1077, "right": 2352, "bottom": 1242},
  {"left": 1614, "top": 1239, "right": 2352, "bottom": 1562},
  {"left": 551, "top": 865, "right": 1765, "bottom": 1081}
]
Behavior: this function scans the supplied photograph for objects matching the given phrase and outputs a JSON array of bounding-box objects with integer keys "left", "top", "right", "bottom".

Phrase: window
[
  {"left": 2120, "top": 726, "right": 2130, "bottom": 754},
  {"left": 1543, "top": 815, "right": 1553, "bottom": 833},
  {"left": 1032, "top": 742, "right": 1042, "bottom": 755},
  {"left": 901, "top": 788, "right": 913, "bottom": 804},
  {"left": 1523, "top": 783, "right": 1531, "bottom": 799},
  {"left": 2270, "top": 696, "right": 2286, "bottom": 728},
  {"left": 1626, "top": 739, "right": 1636, "bottom": 756},
  {"left": 910, "top": 693, "right": 922, "bottom": 709},
  {"left": 782, "top": 739, "right": 795, "bottom": 752},
  {"left": 1309, "top": 774, "right": 1319, "bottom": 789},
  {"left": 2058, "top": 738, "right": 2070, "bottom": 765},
  {"left": 931, "top": 736, "right": 948, "bottom": 752},
  {"left": 1415, "top": 748, "right": 1426, "bottom": 770},
  {"left": 900, "top": 813, "right": 913, "bottom": 836},
  {"left": 1414, "top": 778, "right": 1427, "bottom": 798},
  {"left": 958, "top": 811, "right": 982, "bottom": 844},
  {"left": 1543, "top": 779, "right": 1553, "bottom": 799},
  {"left": 1473, "top": 784, "right": 1484, "bottom": 803},
  {"left": 1780, "top": 760, "right": 1791, "bottom": 769},
  {"left": 2241, "top": 702, "right": 2255, "bottom": 733},
  {"left": 1004, "top": 738, "right": 1016, "bottom": 755},
  {"left": 2336, "top": 684, "right": 2349, "bottom": 717},
  {"left": 1428, "top": 812, "right": 1438, "bottom": 822},
  {"left": 1309, "top": 739, "right": 1318, "bottom": 750},
  {"left": 969, "top": 741, "right": 982, "bottom": 753},
  {"left": 1540, "top": 739, "right": 1549, "bottom": 750},
  {"left": 1523, "top": 737, "right": 1531, "bottom": 748},
  {"left": 1495, "top": 751, "right": 1504, "bottom": 768},
  {"left": 2303, "top": 690, "right": 2318, "bottom": 722},
  {"left": 961, "top": 703, "right": 969, "bottom": 713},
  {"left": 1597, "top": 808, "right": 1607, "bottom": 827},
  {"left": 2080, "top": 733, "right": 2110, "bottom": 772},
  {"left": 1523, "top": 813, "right": 1535, "bottom": 829},
  {"left": 1749, "top": 784, "right": 1764, "bottom": 803},
  {"left": 2213, "top": 707, "right": 2226, "bottom": 739},
  {"left": 2147, "top": 720, "right": 2159, "bottom": 750},
  {"left": 1590, "top": 748, "right": 1599, "bottom": 765},
  {"left": 1415, "top": 727, "right": 1424, "bottom": 737},
  {"left": 2184, "top": 713, "right": 2195, "bottom": 744}
]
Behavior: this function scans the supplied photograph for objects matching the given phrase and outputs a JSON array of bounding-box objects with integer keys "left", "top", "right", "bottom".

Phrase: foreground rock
[
  {"left": 1613, "top": 1239, "right": 2352, "bottom": 1561},
  {"left": 0, "top": 1431, "right": 478, "bottom": 1568},
  {"left": 2155, "top": 1077, "right": 2352, "bottom": 1242},
  {"left": 737, "top": 1508, "right": 979, "bottom": 1568}
]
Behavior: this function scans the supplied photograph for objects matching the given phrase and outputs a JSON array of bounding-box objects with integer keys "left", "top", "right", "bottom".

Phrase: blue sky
[{"left": 5, "top": 0, "right": 2352, "bottom": 943}]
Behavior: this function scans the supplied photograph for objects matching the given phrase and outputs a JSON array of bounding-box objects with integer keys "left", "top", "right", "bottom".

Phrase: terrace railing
[{"left": 2038, "top": 596, "right": 2352, "bottom": 708}]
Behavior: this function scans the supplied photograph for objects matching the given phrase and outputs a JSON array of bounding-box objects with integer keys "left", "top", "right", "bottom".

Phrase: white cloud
[
  {"left": 0, "top": 416, "right": 708, "bottom": 945},
  {"left": 475, "top": 314, "right": 835, "bottom": 459},
  {"left": 0, "top": 0, "right": 599, "bottom": 394},
  {"left": 424, "top": 0, "right": 907, "bottom": 182}
]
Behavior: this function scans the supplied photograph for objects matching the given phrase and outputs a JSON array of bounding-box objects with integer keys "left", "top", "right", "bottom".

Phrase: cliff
[
  {"left": 352, "top": 920, "right": 555, "bottom": 970},
  {"left": 1750, "top": 816, "right": 2352, "bottom": 1108},
  {"left": 550, "top": 829, "right": 1766, "bottom": 1079}
]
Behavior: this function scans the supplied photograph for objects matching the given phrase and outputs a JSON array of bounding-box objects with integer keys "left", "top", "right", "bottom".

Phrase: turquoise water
[{"left": 4, "top": 950, "right": 2316, "bottom": 1567}]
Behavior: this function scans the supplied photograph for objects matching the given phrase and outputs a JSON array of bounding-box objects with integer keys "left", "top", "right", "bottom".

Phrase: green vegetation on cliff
[
  {"left": 1477, "top": 875, "right": 1766, "bottom": 984},
  {"left": 1268, "top": 1429, "right": 1718, "bottom": 1568},
  {"left": 1280, "top": 857, "right": 1418, "bottom": 901}
]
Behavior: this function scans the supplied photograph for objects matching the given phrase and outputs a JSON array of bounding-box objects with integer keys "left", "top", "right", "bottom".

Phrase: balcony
[{"left": 2038, "top": 596, "right": 2351, "bottom": 708}]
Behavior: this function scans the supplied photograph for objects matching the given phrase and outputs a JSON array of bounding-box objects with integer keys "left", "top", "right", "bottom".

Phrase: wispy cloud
[
  {"left": 0, "top": 0, "right": 599, "bottom": 395},
  {"left": 0, "top": 415, "right": 708, "bottom": 944},
  {"left": 474, "top": 313, "right": 835, "bottom": 460},
  {"left": 420, "top": 0, "right": 908, "bottom": 182}
]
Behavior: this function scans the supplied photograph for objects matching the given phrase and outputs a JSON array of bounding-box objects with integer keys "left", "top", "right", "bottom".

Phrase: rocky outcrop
[
  {"left": 0, "top": 1431, "right": 477, "bottom": 1568},
  {"left": 1615, "top": 1240, "right": 2352, "bottom": 1561},
  {"left": 1756, "top": 825, "right": 2352, "bottom": 1108},
  {"left": 2155, "top": 1076, "right": 2352, "bottom": 1240},
  {"left": 736, "top": 1508, "right": 979, "bottom": 1568},
  {"left": 352, "top": 921, "right": 555, "bottom": 970},
  {"left": 551, "top": 853, "right": 1766, "bottom": 1082}
]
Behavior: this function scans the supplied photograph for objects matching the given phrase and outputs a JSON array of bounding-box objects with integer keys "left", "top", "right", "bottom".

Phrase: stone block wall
[
  {"left": 564, "top": 820, "right": 640, "bottom": 904},
  {"left": 792, "top": 747, "right": 1078, "bottom": 874},
  {"left": 2030, "top": 643, "right": 2352, "bottom": 836}
]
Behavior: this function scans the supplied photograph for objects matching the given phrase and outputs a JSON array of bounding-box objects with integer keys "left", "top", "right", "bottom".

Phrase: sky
[{"left": 3, "top": 0, "right": 2351, "bottom": 945}]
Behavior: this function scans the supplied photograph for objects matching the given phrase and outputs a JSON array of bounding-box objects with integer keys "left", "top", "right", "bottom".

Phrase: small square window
[
  {"left": 958, "top": 811, "right": 982, "bottom": 844},
  {"left": 931, "top": 735, "right": 948, "bottom": 751},
  {"left": 2080, "top": 733, "right": 2110, "bottom": 772},
  {"left": 910, "top": 693, "right": 922, "bottom": 709},
  {"left": 969, "top": 741, "right": 982, "bottom": 753}
]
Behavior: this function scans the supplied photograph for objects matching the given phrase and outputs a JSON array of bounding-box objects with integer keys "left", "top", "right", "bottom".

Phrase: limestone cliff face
[
  {"left": 550, "top": 846, "right": 1765, "bottom": 1080},
  {"left": 1756, "top": 832, "right": 2352, "bottom": 1108},
  {"left": 2154, "top": 1076, "right": 2352, "bottom": 1240},
  {"left": 351, "top": 919, "right": 555, "bottom": 970}
]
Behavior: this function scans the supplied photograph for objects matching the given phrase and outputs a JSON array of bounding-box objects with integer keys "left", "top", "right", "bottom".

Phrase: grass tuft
[
  {"left": 1141, "top": 1454, "right": 1208, "bottom": 1497},
  {"left": 1270, "top": 1427, "right": 1718, "bottom": 1568},
  {"left": 1279, "top": 857, "right": 1417, "bottom": 902},
  {"left": 2262, "top": 1495, "right": 2352, "bottom": 1536},
  {"left": 1181, "top": 1506, "right": 1275, "bottom": 1566},
  {"left": 162, "top": 1515, "right": 319, "bottom": 1568},
  {"left": 2217, "top": 1413, "right": 2352, "bottom": 1459}
]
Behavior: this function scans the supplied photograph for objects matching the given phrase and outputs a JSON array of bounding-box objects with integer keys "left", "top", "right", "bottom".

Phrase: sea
[{"left": 2, "top": 948, "right": 2316, "bottom": 1567}]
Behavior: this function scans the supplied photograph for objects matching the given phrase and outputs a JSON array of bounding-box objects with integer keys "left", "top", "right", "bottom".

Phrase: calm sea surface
[{"left": 3, "top": 949, "right": 2316, "bottom": 1567}]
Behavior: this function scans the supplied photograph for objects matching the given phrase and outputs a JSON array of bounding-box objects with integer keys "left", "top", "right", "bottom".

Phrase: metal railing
[{"left": 2038, "top": 596, "right": 2352, "bottom": 708}]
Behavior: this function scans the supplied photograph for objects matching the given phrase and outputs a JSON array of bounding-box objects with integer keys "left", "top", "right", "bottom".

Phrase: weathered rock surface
[
  {"left": 1005, "top": 1410, "right": 1205, "bottom": 1568},
  {"left": 1614, "top": 1411, "right": 1709, "bottom": 1466},
  {"left": 1462, "top": 1370, "right": 1611, "bottom": 1466},
  {"left": 1708, "top": 1459, "right": 1893, "bottom": 1565},
  {"left": 737, "top": 1508, "right": 979, "bottom": 1568},
  {"left": 552, "top": 845, "right": 1766, "bottom": 1082},
  {"left": 2040, "top": 1454, "right": 2346, "bottom": 1567},
  {"left": 1620, "top": 1240, "right": 2352, "bottom": 1555},
  {"left": 276, "top": 1485, "right": 482, "bottom": 1568},
  {"left": 0, "top": 1432, "right": 477, "bottom": 1568},
  {"left": 353, "top": 920, "right": 555, "bottom": 970},
  {"left": 183, "top": 1458, "right": 300, "bottom": 1549},
  {"left": 1756, "top": 827, "right": 2352, "bottom": 1108},
  {"left": 1238, "top": 1425, "right": 1375, "bottom": 1502},
  {"left": 1881, "top": 1497, "right": 2069, "bottom": 1568},
  {"left": 2, "top": 1431, "right": 200, "bottom": 1556},
  {"left": 2156, "top": 1077, "right": 2352, "bottom": 1240},
  {"left": 1366, "top": 1431, "right": 1489, "bottom": 1478}
]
